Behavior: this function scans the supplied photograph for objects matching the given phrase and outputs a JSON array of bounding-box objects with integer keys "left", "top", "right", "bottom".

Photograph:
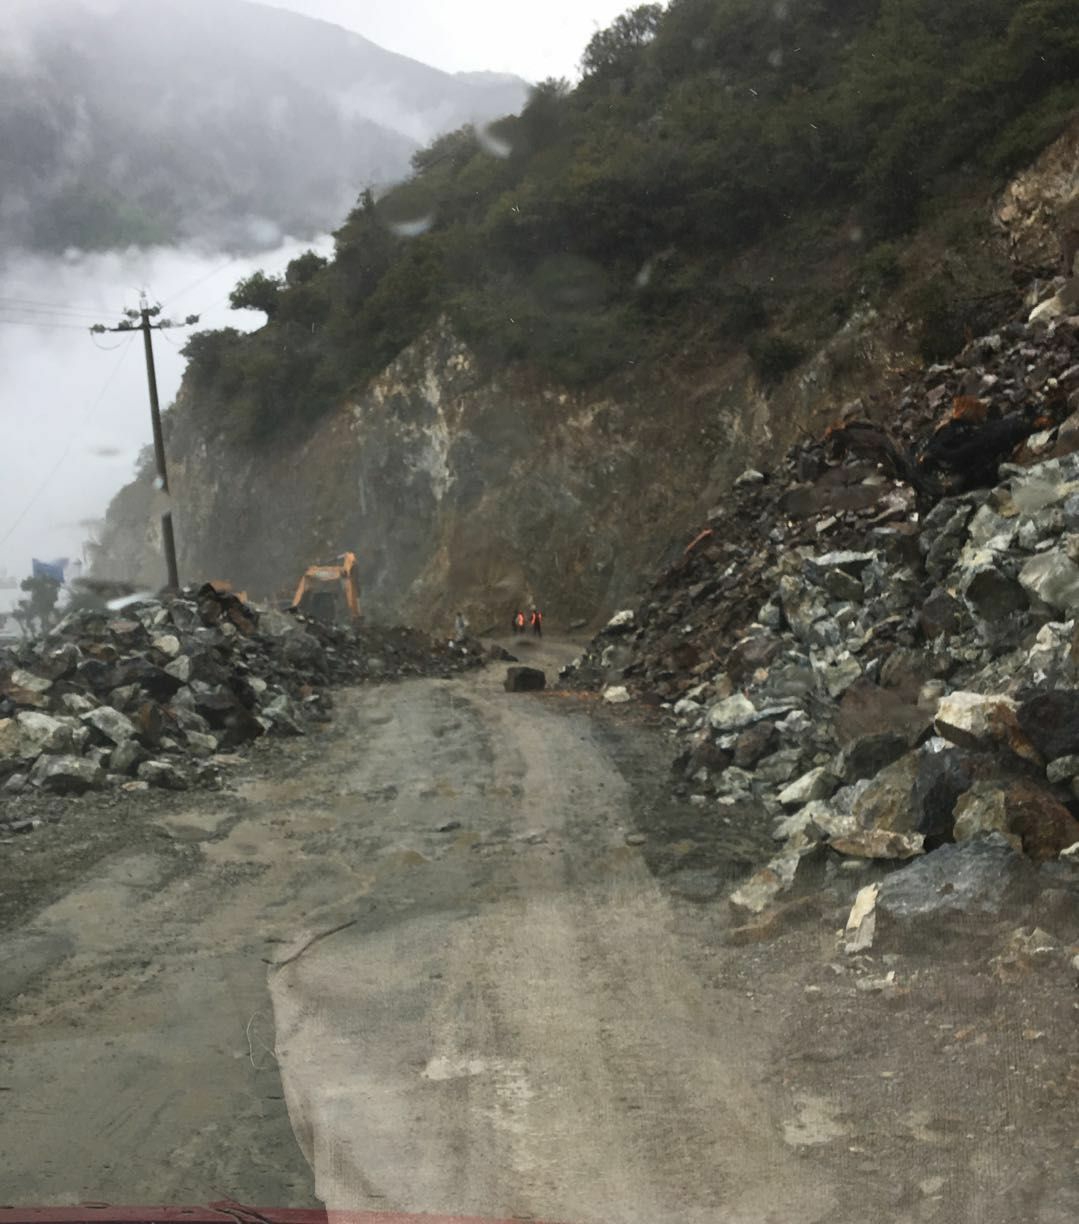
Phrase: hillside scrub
[{"left": 181, "top": 0, "right": 1079, "bottom": 443}]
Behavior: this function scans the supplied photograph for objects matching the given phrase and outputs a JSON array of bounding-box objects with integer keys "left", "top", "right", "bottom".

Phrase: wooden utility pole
[{"left": 92, "top": 299, "right": 198, "bottom": 592}]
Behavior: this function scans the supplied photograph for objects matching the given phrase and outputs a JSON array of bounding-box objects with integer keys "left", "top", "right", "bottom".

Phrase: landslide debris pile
[
  {"left": 0, "top": 583, "right": 482, "bottom": 806},
  {"left": 566, "top": 307, "right": 1079, "bottom": 919}
]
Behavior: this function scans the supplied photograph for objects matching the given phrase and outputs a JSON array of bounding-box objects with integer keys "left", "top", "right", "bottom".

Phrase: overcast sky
[{"left": 256, "top": 0, "right": 638, "bottom": 81}]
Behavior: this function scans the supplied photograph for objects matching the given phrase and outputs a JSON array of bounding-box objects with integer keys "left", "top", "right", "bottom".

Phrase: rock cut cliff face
[{"left": 98, "top": 317, "right": 893, "bottom": 630}]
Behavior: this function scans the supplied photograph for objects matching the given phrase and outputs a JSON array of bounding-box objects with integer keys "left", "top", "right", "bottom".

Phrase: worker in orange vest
[
  {"left": 513, "top": 609, "right": 526, "bottom": 635},
  {"left": 530, "top": 608, "right": 543, "bottom": 637}
]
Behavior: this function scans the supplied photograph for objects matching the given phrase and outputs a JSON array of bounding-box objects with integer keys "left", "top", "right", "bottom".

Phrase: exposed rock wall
[{"left": 97, "top": 321, "right": 893, "bottom": 632}]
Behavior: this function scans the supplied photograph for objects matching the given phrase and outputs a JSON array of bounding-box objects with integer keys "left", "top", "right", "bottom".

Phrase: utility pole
[{"left": 92, "top": 299, "right": 199, "bottom": 592}]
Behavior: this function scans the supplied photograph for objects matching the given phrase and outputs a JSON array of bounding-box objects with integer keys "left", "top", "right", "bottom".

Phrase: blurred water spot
[
  {"left": 849, "top": 226, "right": 864, "bottom": 244},
  {"left": 768, "top": 48, "right": 784, "bottom": 69},
  {"left": 635, "top": 260, "right": 654, "bottom": 289},
  {"left": 773, "top": 0, "right": 790, "bottom": 19},
  {"left": 89, "top": 446, "right": 123, "bottom": 458},
  {"left": 477, "top": 123, "right": 512, "bottom": 160},
  {"left": 388, "top": 216, "right": 434, "bottom": 239},
  {"left": 152, "top": 475, "right": 165, "bottom": 491},
  {"left": 106, "top": 591, "right": 155, "bottom": 611}
]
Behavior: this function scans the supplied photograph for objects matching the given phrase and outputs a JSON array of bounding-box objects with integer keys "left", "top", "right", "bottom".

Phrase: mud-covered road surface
[{"left": 2, "top": 638, "right": 1077, "bottom": 1223}]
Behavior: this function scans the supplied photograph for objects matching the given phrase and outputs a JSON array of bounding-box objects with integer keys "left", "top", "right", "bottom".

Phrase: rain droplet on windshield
[
  {"left": 476, "top": 123, "right": 512, "bottom": 160},
  {"left": 388, "top": 216, "right": 434, "bottom": 238},
  {"left": 106, "top": 591, "right": 156, "bottom": 611}
]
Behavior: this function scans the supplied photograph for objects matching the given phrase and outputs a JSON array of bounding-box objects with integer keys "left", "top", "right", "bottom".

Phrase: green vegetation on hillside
[{"left": 183, "top": 0, "right": 1079, "bottom": 443}]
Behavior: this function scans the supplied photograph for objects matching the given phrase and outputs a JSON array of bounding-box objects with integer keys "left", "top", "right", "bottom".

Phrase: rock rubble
[
  {"left": 565, "top": 301, "right": 1079, "bottom": 919},
  {"left": 0, "top": 583, "right": 482, "bottom": 815}
]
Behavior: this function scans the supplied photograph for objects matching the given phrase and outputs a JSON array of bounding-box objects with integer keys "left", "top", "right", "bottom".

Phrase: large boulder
[
  {"left": 877, "top": 835, "right": 1035, "bottom": 924},
  {"left": 15, "top": 711, "right": 84, "bottom": 757},
  {"left": 951, "top": 780, "right": 1079, "bottom": 862},
  {"left": 505, "top": 666, "right": 546, "bottom": 692},
  {"left": 1019, "top": 550, "right": 1079, "bottom": 611},
  {"left": 849, "top": 752, "right": 922, "bottom": 834},
  {"left": 912, "top": 743, "right": 974, "bottom": 844},
  {"left": 82, "top": 705, "right": 137, "bottom": 746},
  {"left": 934, "top": 692, "right": 1041, "bottom": 765},
  {"left": 30, "top": 754, "right": 105, "bottom": 794}
]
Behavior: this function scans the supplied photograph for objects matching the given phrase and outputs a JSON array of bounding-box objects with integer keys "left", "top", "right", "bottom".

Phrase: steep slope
[
  {"left": 0, "top": 0, "right": 528, "bottom": 252},
  {"left": 94, "top": 1, "right": 1079, "bottom": 625}
]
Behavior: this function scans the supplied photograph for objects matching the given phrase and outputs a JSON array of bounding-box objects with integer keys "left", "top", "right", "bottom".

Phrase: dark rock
[
  {"left": 283, "top": 630, "right": 327, "bottom": 673},
  {"left": 74, "top": 658, "right": 114, "bottom": 694},
  {"left": 837, "top": 730, "right": 911, "bottom": 783},
  {"left": 505, "top": 666, "right": 546, "bottom": 692},
  {"left": 1000, "top": 781, "right": 1079, "bottom": 863},
  {"left": 877, "top": 835, "right": 1034, "bottom": 922},
  {"left": 919, "top": 587, "right": 964, "bottom": 638},
  {"left": 728, "top": 635, "right": 782, "bottom": 684},
  {"left": 912, "top": 746, "right": 974, "bottom": 845},
  {"left": 112, "top": 658, "right": 184, "bottom": 702},
  {"left": 733, "top": 721, "right": 778, "bottom": 769},
  {"left": 133, "top": 700, "right": 166, "bottom": 749},
  {"left": 37, "top": 643, "right": 80, "bottom": 681},
  {"left": 963, "top": 567, "right": 1029, "bottom": 622},
  {"left": 1017, "top": 689, "right": 1079, "bottom": 762}
]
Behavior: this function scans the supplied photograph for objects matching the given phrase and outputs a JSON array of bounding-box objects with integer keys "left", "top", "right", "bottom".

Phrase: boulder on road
[
  {"left": 30, "top": 753, "right": 105, "bottom": 794},
  {"left": 505, "top": 666, "right": 546, "bottom": 692}
]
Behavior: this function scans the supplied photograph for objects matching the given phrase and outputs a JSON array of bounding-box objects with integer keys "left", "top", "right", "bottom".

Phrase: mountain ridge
[{"left": 0, "top": 0, "right": 529, "bottom": 253}]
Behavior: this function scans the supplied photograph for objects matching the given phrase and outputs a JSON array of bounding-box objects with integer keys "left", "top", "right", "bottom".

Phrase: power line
[
  {"left": 162, "top": 255, "right": 241, "bottom": 306},
  {"left": 0, "top": 294, "right": 110, "bottom": 315},
  {"left": 0, "top": 336, "right": 136, "bottom": 550},
  {"left": 0, "top": 294, "right": 106, "bottom": 315},
  {"left": 0, "top": 316, "right": 98, "bottom": 332}
]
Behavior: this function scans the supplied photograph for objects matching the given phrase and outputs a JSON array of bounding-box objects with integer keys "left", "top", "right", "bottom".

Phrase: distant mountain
[{"left": 0, "top": 0, "right": 530, "bottom": 252}]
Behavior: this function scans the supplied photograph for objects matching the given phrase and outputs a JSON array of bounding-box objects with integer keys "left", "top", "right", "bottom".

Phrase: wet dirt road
[
  {"left": 0, "top": 640, "right": 829, "bottom": 1221},
  {"left": 4, "top": 640, "right": 1076, "bottom": 1223}
]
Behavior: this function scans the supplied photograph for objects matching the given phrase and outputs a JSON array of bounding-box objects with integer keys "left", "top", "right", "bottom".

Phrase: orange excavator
[{"left": 291, "top": 551, "right": 360, "bottom": 624}]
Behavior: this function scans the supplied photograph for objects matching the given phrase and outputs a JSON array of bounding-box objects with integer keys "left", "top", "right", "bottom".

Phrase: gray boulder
[
  {"left": 82, "top": 706, "right": 137, "bottom": 745},
  {"left": 877, "top": 835, "right": 1034, "bottom": 922},
  {"left": 30, "top": 754, "right": 105, "bottom": 794}
]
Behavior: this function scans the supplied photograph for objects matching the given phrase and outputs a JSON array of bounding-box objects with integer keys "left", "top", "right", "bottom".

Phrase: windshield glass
[{"left": 2, "top": 3, "right": 1079, "bottom": 1223}]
